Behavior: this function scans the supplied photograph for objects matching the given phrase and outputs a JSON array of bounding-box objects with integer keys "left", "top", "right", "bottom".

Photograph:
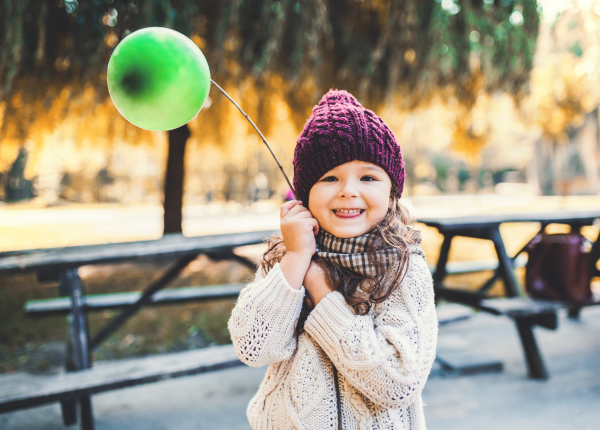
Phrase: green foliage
[
  {"left": 569, "top": 40, "right": 583, "bottom": 57},
  {"left": 0, "top": 0, "right": 540, "bottom": 123}
]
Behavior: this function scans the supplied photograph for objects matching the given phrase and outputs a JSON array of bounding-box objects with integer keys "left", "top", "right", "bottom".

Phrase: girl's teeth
[{"left": 337, "top": 209, "right": 361, "bottom": 214}]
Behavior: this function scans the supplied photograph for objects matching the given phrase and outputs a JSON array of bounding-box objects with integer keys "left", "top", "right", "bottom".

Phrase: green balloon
[{"left": 107, "top": 27, "right": 211, "bottom": 131}]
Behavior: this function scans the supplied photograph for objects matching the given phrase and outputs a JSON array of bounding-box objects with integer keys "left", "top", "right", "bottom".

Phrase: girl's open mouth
[{"left": 332, "top": 208, "right": 365, "bottom": 219}]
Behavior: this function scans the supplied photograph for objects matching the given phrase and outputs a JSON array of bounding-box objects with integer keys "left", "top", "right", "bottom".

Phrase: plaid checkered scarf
[{"left": 315, "top": 229, "right": 405, "bottom": 277}]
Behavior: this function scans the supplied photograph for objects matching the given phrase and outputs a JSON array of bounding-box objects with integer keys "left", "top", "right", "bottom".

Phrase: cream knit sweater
[{"left": 228, "top": 242, "right": 438, "bottom": 430}]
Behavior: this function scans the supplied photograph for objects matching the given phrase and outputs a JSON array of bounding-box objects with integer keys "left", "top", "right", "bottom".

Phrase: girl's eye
[
  {"left": 361, "top": 176, "right": 377, "bottom": 181},
  {"left": 321, "top": 176, "right": 338, "bottom": 182}
]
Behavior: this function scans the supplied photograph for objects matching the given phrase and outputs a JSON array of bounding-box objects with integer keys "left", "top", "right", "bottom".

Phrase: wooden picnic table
[
  {"left": 417, "top": 209, "right": 600, "bottom": 380},
  {"left": 0, "top": 230, "right": 277, "bottom": 430}
]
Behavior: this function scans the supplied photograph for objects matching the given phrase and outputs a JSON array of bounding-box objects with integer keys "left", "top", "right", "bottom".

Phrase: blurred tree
[
  {"left": 530, "top": 54, "right": 598, "bottom": 144},
  {"left": 0, "top": 0, "right": 540, "bottom": 230},
  {"left": 524, "top": 4, "right": 600, "bottom": 195},
  {"left": 4, "top": 147, "right": 33, "bottom": 202}
]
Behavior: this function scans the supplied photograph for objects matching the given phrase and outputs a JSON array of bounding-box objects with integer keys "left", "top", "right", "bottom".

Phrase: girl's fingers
[
  {"left": 307, "top": 217, "right": 320, "bottom": 236},
  {"left": 280, "top": 200, "right": 303, "bottom": 218},
  {"left": 291, "top": 209, "right": 315, "bottom": 219},
  {"left": 280, "top": 200, "right": 300, "bottom": 217},
  {"left": 283, "top": 203, "right": 309, "bottom": 219},
  {"left": 280, "top": 200, "right": 318, "bottom": 235}
]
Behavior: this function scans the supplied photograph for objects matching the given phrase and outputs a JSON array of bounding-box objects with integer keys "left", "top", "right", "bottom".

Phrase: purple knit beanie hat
[{"left": 292, "top": 89, "right": 405, "bottom": 205}]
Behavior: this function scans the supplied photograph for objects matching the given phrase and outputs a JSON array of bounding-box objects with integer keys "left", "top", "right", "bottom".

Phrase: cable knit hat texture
[{"left": 292, "top": 89, "right": 405, "bottom": 205}]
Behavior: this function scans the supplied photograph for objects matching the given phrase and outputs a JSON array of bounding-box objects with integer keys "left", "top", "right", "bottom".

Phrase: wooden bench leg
[
  {"left": 489, "top": 227, "right": 521, "bottom": 298},
  {"left": 60, "top": 269, "right": 95, "bottom": 430},
  {"left": 515, "top": 319, "right": 548, "bottom": 380},
  {"left": 433, "top": 234, "right": 454, "bottom": 307},
  {"left": 489, "top": 227, "right": 552, "bottom": 379},
  {"left": 60, "top": 398, "right": 78, "bottom": 426},
  {"left": 80, "top": 396, "right": 95, "bottom": 430}
]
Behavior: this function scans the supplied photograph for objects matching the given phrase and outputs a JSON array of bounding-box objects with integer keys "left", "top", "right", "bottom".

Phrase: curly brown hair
[{"left": 259, "top": 184, "right": 421, "bottom": 344}]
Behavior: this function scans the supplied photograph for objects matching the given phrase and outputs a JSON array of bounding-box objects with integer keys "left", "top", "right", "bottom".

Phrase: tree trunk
[
  {"left": 163, "top": 124, "right": 191, "bottom": 234},
  {"left": 534, "top": 137, "right": 555, "bottom": 196},
  {"left": 471, "top": 166, "right": 481, "bottom": 193}
]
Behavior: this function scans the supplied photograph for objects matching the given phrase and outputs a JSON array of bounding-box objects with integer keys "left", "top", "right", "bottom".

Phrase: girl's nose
[{"left": 339, "top": 181, "right": 358, "bottom": 198}]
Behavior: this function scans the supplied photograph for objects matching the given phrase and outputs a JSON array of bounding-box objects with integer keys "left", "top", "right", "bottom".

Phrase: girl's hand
[
  {"left": 280, "top": 200, "right": 319, "bottom": 259},
  {"left": 303, "top": 261, "right": 333, "bottom": 307},
  {"left": 278, "top": 200, "right": 320, "bottom": 291}
]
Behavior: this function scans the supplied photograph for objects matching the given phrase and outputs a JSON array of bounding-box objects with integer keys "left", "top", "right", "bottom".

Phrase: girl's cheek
[{"left": 311, "top": 208, "right": 327, "bottom": 226}]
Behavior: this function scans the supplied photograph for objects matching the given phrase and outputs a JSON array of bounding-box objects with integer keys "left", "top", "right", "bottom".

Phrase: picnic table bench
[
  {"left": 417, "top": 209, "right": 600, "bottom": 380},
  {"left": 0, "top": 344, "right": 241, "bottom": 415}
]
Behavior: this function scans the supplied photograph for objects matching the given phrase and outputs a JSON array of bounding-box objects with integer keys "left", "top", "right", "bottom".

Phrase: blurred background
[
  {"left": 1, "top": 0, "right": 599, "bottom": 428},
  {"left": 3, "top": 0, "right": 600, "bottom": 214}
]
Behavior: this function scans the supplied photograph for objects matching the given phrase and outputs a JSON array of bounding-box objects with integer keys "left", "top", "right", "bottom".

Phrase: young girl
[{"left": 228, "top": 90, "right": 438, "bottom": 430}]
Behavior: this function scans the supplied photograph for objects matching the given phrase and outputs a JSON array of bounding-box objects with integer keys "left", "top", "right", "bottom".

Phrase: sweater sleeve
[
  {"left": 303, "top": 249, "right": 438, "bottom": 409},
  {"left": 228, "top": 262, "right": 306, "bottom": 368}
]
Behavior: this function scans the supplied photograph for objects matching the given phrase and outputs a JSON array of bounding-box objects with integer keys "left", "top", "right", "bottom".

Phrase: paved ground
[
  {"left": 424, "top": 306, "right": 600, "bottom": 430},
  {"left": 2, "top": 305, "right": 599, "bottom": 430}
]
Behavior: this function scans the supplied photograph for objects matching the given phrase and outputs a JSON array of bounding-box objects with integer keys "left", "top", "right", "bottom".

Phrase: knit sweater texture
[{"left": 228, "top": 240, "right": 438, "bottom": 430}]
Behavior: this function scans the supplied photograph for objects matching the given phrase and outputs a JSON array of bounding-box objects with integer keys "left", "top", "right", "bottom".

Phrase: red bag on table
[{"left": 525, "top": 232, "right": 593, "bottom": 304}]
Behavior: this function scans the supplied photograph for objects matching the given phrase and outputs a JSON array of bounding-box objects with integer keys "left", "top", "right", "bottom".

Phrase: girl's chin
[{"left": 325, "top": 224, "right": 372, "bottom": 238}]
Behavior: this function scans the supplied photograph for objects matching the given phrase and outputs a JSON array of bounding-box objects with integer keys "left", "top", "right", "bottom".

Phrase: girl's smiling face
[{"left": 308, "top": 160, "right": 392, "bottom": 238}]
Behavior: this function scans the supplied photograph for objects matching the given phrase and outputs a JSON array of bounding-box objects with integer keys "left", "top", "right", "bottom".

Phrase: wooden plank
[
  {"left": 418, "top": 209, "right": 600, "bottom": 231},
  {"left": 429, "top": 254, "right": 528, "bottom": 275},
  {"left": 25, "top": 284, "right": 245, "bottom": 316},
  {"left": 0, "top": 230, "right": 276, "bottom": 275},
  {"left": 479, "top": 297, "right": 561, "bottom": 318},
  {"left": 435, "top": 286, "right": 561, "bottom": 318},
  {"left": 436, "top": 352, "right": 504, "bottom": 375},
  {"left": 0, "top": 345, "right": 242, "bottom": 413}
]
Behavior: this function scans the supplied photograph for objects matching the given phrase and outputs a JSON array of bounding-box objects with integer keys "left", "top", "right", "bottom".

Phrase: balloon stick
[{"left": 210, "top": 79, "right": 298, "bottom": 201}]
